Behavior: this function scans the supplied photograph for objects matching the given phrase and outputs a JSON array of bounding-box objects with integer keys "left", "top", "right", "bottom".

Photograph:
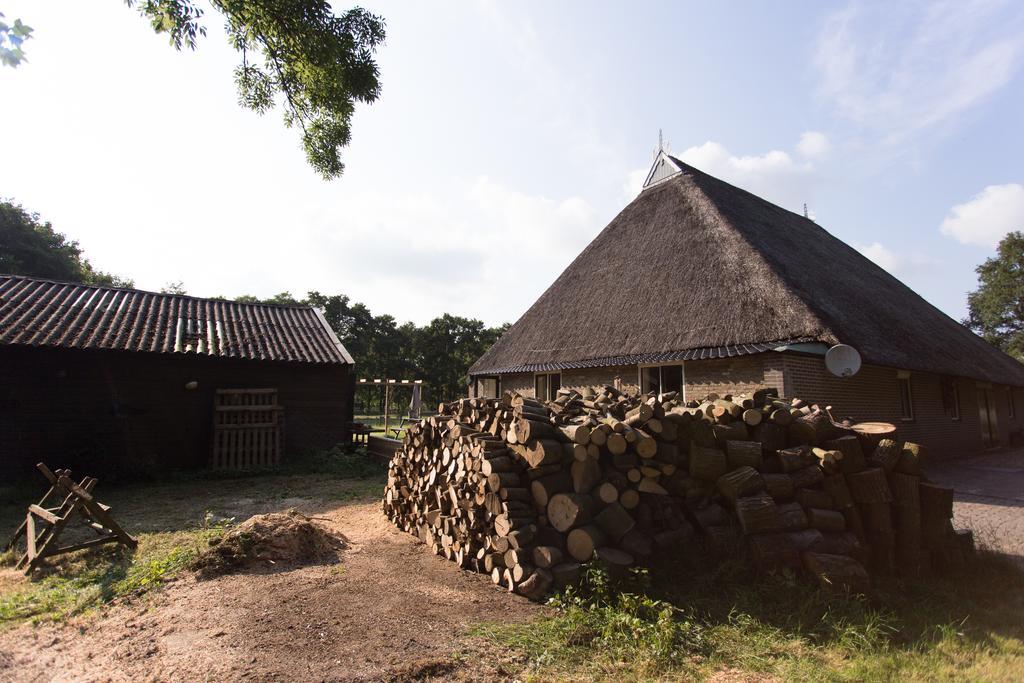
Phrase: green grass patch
[
  {"left": 477, "top": 549, "right": 1024, "bottom": 681},
  {"left": 0, "top": 517, "right": 231, "bottom": 628}
]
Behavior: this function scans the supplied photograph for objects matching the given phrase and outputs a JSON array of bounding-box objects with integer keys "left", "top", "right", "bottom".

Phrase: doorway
[{"left": 978, "top": 387, "right": 1000, "bottom": 448}]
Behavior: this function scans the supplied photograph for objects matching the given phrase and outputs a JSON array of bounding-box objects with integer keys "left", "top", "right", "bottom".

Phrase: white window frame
[
  {"left": 534, "top": 372, "right": 561, "bottom": 402},
  {"left": 897, "top": 371, "right": 914, "bottom": 422},
  {"left": 637, "top": 362, "right": 686, "bottom": 401}
]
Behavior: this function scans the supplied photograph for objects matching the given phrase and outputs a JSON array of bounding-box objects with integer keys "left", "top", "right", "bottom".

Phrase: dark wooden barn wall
[{"left": 0, "top": 346, "right": 354, "bottom": 480}]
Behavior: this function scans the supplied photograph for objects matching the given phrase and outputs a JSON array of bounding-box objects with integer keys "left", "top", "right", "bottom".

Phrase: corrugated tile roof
[
  {"left": 471, "top": 339, "right": 815, "bottom": 375},
  {"left": 0, "top": 275, "right": 353, "bottom": 365}
]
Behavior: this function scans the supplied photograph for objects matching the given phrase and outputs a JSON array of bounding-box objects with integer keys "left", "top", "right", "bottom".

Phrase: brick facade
[{"left": 471, "top": 351, "right": 1023, "bottom": 456}]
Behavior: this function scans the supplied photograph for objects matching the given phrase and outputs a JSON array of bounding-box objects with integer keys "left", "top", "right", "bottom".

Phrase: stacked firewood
[{"left": 382, "top": 386, "right": 971, "bottom": 599}]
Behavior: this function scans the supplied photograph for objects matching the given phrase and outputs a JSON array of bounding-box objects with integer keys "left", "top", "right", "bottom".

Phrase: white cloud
[
  {"left": 855, "top": 241, "right": 941, "bottom": 275},
  {"left": 675, "top": 140, "right": 815, "bottom": 212},
  {"left": 815, "top": 0, "right": 1024, "bottom": 142},
  {"left": 622, "top": 132, "right": 829, "bottom": 211},
  {"left": 797, "top": 131, "right": 831, "bottom": 159},
  {"left": 623, "top": 168, "right": 648, "bottom": 200},
  {"left": 940, "top": 183, "right": 1024, "bottom": 248}
]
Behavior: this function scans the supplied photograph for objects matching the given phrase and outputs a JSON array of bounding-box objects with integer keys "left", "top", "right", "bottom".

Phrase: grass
[
  {"left": 476, "top": 547, "right": 1024, "bottom": 681},
  {"left": 0, "top": 517, "right": 230, "bottom": 627},
  {"left": 0, "top": 447, "right": 386, "bottom": 630}
]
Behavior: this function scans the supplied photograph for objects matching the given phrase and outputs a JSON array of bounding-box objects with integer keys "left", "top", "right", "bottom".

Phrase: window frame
[
  {"left": 475, "top": 376, "right": 501, "bottom": 399},
  {"left": 533, "top": 372, "right": 561, "bottom": 402},
  {"left": 897, "top": 372, "right": 914, "bottom": 422},
  {"left": 637, "top": 362, "right": 686, "bottom": 400}
]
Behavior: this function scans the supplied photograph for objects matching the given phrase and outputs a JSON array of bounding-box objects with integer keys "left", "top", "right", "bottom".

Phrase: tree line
[{"left": 1, "top": 199, "right": 507, "bottom": 412}]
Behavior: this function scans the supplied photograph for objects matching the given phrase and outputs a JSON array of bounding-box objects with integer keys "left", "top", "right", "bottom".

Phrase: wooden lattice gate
[{"left": 211, "top": 388, "right": 284, "bottom": 470}]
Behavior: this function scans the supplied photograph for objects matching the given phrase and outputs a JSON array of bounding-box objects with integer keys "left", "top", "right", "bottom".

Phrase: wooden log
[
  {"left": 516, "top": 417, "right": 560, "bottom": 442},
  {"left": 778, "top": 447, "right": 812, "bottom": 473},
  {"left": 532, "top": 545, "right": 565, "bottom": 568},
  {"left": 919, "top": 482, "right": 954, "bottom": 520},
  {"left": 896, "top": 442, "right": 926, "bottom": 475},
  {"left": 606, "top": 432, "right": 628, "bottom": 455},
  {"left": 850, "top": 421, "right": 897, "bottom": 454},
  {"left": 487, "top": 472, "right": 521, "bottom": 490},
  {"left": 566, "top": 525, "right": 606, "bottom": 562},
  {"left": 790, "top": 465, "right": 824, "bottom": 490},
  {"left": 824, "top": 435, "right": 866, "bottom": 474},
  {"left": 821, "top": 474, "right": 854, "bottom": 509},
  {"left": 634, "top": 431, "right": 658, "bottom": 458},
  {"left": 689, "top": 445, "right": 728, "bottom": 481},
  {"left": 523, "top": 439, "right": 564, "bottom": 468},
  {"left": 846, "top": 468, "right": 893, "bottom": 504},
  {"left": 571, "top": 458, "right": 602, "bottom": 494},
  {"left": 594, "top": 502, "right": 635, "bottom": 541},
  {"left": 777, "top": 501, "right": 808, "bottom": 530},
  {"left": 619, "top": 528, "right": 654, "bottom": 558},
  {"left": 725, "top": 440, "right": 763, "bottom": 469},
  {"left": 515, "top": 567, "right": 553, "bottom": 601},
  {"left": 801, "top": 552, "right": 870, "bottom": 594},
  {"left": 742, "top": 408, "right": 763, "bottom": 427},
  {"left": 530, "top": 469, "right": 572, "bottom": 507},
  {"left": 752, "top": 422, "right": 787, "bottom": 452},
  {"left": 560, "top": 424, "right": 591, "bottom": 445},
  {"left": 596, "top": 481, "right": 620, "bottom": 504},
  {"left": 888, "top": 473, "right": 920, "bottom": 508},
  {"left": 637, "top": 477, "right": 669, "bottom": 495},
  {"left": 507, "top": 525, "right": 537, "bottom": 549},
  {"left": 595, "top": 546, "right": 635, "bottom": 575},
  {"left": 548, "top": 493, "right": 597, "bottom": 532},
  {"left": 716, "top": 466, "right": 765, "bottom": 503},
  {"left": 869, "top": 439, "right": 901, "bottom": 472},
  {"left": 734, "top": 493, "right": 782, "bottom": 534},
  {"left": 763, "top": 473, "right": 794, "bottom": 500},
  {"left": 619, "top": 488, "right": 640, "bottom": 509},
  {"left": 480, "top": 456, "right": 515, "bottom": 475},
  {"left": 806, "top": 508, "right": 846, "bottom": 532},
  {"left": 551, "top": 562, "right": 582, "bottom": 587},
  {"left": 795, "top": 487, "right": 833, "bottom": 510},
  {"left": 860, "top": 503, "right": 892, "bottom": 534},
  {"left": 747, "top": 532, "right": 801, "bottom": 571}
]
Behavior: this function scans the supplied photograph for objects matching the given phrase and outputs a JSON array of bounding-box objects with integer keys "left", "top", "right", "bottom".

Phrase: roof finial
[{"left": 803, "top": 203, "right": 809, "bottom": 218}]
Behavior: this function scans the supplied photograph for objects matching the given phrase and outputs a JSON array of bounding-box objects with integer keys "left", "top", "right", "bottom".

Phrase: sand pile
[{"left": 193, "top": 510, "right": 345, "bottom": 577}]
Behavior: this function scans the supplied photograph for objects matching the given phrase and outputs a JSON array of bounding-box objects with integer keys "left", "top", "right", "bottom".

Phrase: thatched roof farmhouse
[{"left": 469, "top": 152, "right": 1024, "bottom": 453}]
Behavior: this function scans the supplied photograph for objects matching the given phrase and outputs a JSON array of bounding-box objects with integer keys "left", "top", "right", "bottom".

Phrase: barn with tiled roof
[{"left": 0, "top": 275, "right": 355, "bottom": 478}]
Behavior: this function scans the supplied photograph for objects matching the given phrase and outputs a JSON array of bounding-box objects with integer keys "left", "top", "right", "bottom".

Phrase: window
[
  {"left": 897, "top": 373, "right": 914, "bottom": 421},
  {"left": 639, "top": 364, "right": 684, "bottom": 398},
  {"left": 940, "top": 377, "right": 960, "bottom": 420},
  {"left": 1010, "top": 388, "right": 1016, "bottom": 419},
  {"left": 476, "top": 377, "right": 500, "bottom": 399},
  {"left": 534, "top": 372, "right": 561, "bottom": 402}
]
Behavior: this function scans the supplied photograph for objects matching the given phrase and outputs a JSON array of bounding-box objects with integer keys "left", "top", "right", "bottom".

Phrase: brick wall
[
  {"left": 684, "top": 356, "right": 780, "bottom": 399},
  {"left": 0, "top": 346, "right": 354, "bottom": 480},
  {"left": 781, "top": 354, "right": 1002, "bottom": 456}
]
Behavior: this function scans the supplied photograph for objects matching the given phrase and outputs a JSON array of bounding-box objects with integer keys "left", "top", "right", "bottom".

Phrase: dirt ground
[{"left": 0, "top": 475, "right": 546, "bottom": 682}]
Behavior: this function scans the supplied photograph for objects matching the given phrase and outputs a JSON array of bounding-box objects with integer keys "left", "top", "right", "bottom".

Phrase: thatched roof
[{"left": 470, "top": 154, "right": 1024, "bottom": 386}]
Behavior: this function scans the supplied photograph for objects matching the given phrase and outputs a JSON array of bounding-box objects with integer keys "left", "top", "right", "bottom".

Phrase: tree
[
  {"left": 0, "top": 12, "right": 32, "bottom": 66},
  {"left": 0, "top": 200, "right": 133, "bottom": 287},
  {"left": 126, "top": 1, "right": 385, "bottom": 179},
  {"left": 229, "top": 290, "right": 509, "bottom": 409},
  {"left": 966, "top": 231, "right": 1024, "bottom": 362}
]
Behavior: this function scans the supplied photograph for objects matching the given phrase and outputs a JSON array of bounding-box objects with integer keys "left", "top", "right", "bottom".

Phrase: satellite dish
[{"left": 825, "top": 344, "right": 862, "bottom": 378}]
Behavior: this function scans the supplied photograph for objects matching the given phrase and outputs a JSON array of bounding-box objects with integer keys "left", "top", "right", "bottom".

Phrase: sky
[{"left": 2, "top": 0, "right": 1023, "bottom": 328}]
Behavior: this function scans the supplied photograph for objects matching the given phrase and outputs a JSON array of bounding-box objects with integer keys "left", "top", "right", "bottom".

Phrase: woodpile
[{"left": 383, "top": 387, "right": 970, "bottom": 599}]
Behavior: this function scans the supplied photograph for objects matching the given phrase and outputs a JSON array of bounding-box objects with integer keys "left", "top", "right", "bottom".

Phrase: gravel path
[{"left": 929, "top": 449, "right": 1024, "bottom": 563}]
